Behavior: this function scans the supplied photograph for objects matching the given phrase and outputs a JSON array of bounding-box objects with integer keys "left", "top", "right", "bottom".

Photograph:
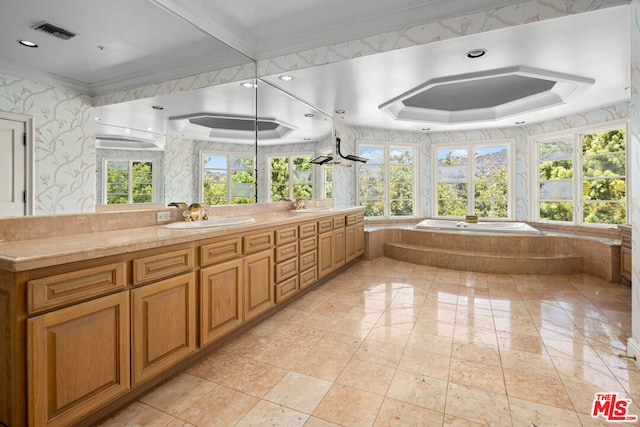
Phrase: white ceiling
[{"left": 0, "top": 0, "right": 632, "bottom": 140}]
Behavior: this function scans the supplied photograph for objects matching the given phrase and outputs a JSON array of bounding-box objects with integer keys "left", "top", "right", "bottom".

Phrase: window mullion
[
  {"left": 468, "top": 146, "right": 474, "bottom": 216},
  {"left": 128, "top": 160, "right": 133, "bottom": 204}
]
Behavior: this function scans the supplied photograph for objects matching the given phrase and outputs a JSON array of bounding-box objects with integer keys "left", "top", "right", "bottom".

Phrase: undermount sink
[
  {"left": 290, "top": 207, "right": 334, "bottom": 214},
  {"left": 165, "top": 217, "right": 255, "bottom": 229}
]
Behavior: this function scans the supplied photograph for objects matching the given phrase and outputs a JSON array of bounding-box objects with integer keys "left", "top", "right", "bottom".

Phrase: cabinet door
[
  {"left": 243, "top": 250, "right": 274, "bottom": 321},
  {"left": 333, "top": 228, "right": 346, "bottom": 270},
  {"left": 318, "top": 232, "right": 333, "bottom": 278},
  {"left": 131, "top": 273, "right": 196, "bottom": 385},
  {"left": 201, "top": 259, "right": 243, "bottom": 346},
  {"left": 28, "top": 292, "right": 130, "bottom": 427},
  {"left": 345, "top": 225, "right": 357, "bottom": 263}
]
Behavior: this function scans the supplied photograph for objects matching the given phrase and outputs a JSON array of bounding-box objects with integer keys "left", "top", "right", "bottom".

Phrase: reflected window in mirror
[
  {"left": 358, "top": 143, "right": 417, "bottom": 219},
  {"left": 268, "top": 154, "right": 313, "bottom": 201},
  {"left": 324, "top": 156, "right": 333, "bottom": 199},
  {"left": 103, "top": 159, "right": 154, "bottom": 204},
  {"left": 201, "top": 152, "right": 256, "bottom": 205}
]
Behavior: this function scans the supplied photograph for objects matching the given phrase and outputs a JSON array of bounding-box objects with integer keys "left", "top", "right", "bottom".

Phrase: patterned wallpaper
[{"left": 0, "top": 73, "right": 95, "bottom": 215}]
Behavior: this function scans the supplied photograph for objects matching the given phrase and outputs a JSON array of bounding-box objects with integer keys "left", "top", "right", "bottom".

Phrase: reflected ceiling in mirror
[{"left": 1, "top": 0, "right": 253, "bottom": 96}]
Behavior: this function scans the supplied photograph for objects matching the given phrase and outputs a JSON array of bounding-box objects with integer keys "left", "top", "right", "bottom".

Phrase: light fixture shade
[{"left": 311, "top": 155, "right": 333, "bottom": 165}]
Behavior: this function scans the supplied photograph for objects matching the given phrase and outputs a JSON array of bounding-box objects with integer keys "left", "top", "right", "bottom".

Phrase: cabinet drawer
[
  {"left": 28, "top": 262, "right": 127, "bottom": 314},
  {"left": 299, "top": 267, "right": 317, "bottom": 290},
  {"left": 275, "top": 276, "right": 299, "bottom": 303},
  {"left": 244, "top": 231, "right": 273, "bottom": 254},
  {"left": 275, "top": 242, "right": 298, "bottom": 263},
  {"left": 346, "top": 213, "right": 364, "bottom": 225},
  {"left": 275, "top": 257, "right": 298, "bottom": 283},
  {"left": 318, "top": 218, "right": 333, "bottom": 234},
  {"left": 275, "top": 226, "right": 298, "bottom": 245},
  {"left": 299, "top": 222, "right": 317, "bottom": 239},
  {"left": 133, "top": 248, "right": 194, "bottom": 285},
  {"left": 299, "top": 250, "right": 317, "bottom": 271},
  {"left": 333, "top": 216, "right": 346, "bottom": 229},
  {"left": 299, "top": 236, "right": 317, "bottom": 254},
  {"left": 200, "top": 238, "right": 242, "bottom": 266}
]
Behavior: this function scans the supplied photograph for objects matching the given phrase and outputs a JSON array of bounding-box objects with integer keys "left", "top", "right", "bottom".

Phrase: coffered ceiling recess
[
  {"left": 169, "top": 113, "right": 295, "bottom": 143},
  {"left": 378, "top": 66, "right": 595, "bottom": 125}
]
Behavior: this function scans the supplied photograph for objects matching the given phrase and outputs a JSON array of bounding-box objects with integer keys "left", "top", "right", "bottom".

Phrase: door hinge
[
  {"left": 23, "top": 191, "right": 27, "bottom": 203},
  {"left": 23, "top": 133, "right": 27, "bottom": 146}
]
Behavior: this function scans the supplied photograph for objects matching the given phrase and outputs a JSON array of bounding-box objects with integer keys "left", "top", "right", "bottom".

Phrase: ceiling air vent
[{"left": 31, "top": 21, "right": 76, "bottom": 40}]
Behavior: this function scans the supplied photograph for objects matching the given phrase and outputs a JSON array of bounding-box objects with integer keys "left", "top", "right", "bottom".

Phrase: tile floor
[{"left": 98, "top": 257, "right": 640, "bottom": 426}]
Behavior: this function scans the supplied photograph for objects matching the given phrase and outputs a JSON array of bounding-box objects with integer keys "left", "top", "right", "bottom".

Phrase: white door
[{"left": 0, "top": 118, "right": 26, "bottom": 216}]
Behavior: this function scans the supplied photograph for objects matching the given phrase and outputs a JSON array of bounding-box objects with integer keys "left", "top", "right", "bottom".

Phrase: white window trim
[
  {"left": 266, "top": 153, "right": 314, "bottom": 202},
  {"left": 431, "top": 139, "right": 516, "bottom": 220},
  {"left": 356, "top": 141, "right": 420, "bottom": 219},
  {"left": 102, "top": 157, "right": 155, "bottom": 204},
  {"left": 528, "top": 120, "right": 629, "bottom": 227},
  {"left": 199, "top": 151, "right": 256, "bottom": 204}
]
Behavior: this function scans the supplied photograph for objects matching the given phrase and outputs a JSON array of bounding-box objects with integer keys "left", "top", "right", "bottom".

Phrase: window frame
[
  {"left": 431, "top": 139, "right": 516, "bottom": 220},
  {"left": 266, "top": 153, "right": 314, "bottom": 202},
  {"left": 529, "top": 120, "right": 629, "bottom": 227},
  {"left": 356, "top": 141, "right": 419, "bottom": 219},
  {"left": 199, "top": 151, "right": 256, "bottom": 205},
  {"left": 102, "top": 157, "right": 155, "bottom": 205}
]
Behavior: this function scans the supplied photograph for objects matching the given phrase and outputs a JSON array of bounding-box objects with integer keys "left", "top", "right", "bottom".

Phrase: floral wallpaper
[{"left": 0, "top": 73, "right": 95, "bottom": 215}]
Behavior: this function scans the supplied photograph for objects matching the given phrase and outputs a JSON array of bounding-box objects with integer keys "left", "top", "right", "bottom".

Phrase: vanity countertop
[{"left": 0, "top": 207, "right": 363, "bottom": 272}]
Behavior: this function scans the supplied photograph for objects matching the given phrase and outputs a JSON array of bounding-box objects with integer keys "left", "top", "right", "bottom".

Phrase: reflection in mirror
[
  {"left": 0, "top": 0, "right": 255, "bottom": 216},
  {"left": 256, "top": 80, "right": 334, "bottom": 204}
]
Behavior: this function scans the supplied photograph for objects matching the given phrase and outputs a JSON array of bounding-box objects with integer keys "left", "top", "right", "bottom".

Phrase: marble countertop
[{"left": 0, "top": 207, "right": 363, "bottom": 272}]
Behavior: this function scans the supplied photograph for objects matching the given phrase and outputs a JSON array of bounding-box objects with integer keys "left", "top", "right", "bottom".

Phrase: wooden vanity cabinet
[
  {"left": 200, "top": 258, "right": 243, "bottom": 346},
  {"left": 131, "top": 272, "right": 196, "bottom": 385},
  {"left": 620, "top": 225, "right": 632, "bottom": 284},
  {"left": 27, "top": 291, "right": 130, "bottom": 427},
  {"left": 346, "top": 213, "right": 365, "bottom": 263},
  {"left": 318, "top": 216, "right": 346, "bottom": 278},
  {"left": 1, "top": 210, "right": 364, "bottom": 427}
]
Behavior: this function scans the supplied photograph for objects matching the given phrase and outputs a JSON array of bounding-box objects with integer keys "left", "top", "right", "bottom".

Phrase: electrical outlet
[{"left": 156, "top": 211, "right": 171, "bottom": 222}]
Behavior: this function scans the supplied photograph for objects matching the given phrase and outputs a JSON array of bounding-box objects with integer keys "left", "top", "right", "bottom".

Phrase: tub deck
[{"left": 364, "top": 222, "right": 621, "bottom": 282}]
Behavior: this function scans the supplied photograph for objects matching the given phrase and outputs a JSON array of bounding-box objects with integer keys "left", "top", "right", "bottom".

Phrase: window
[
  {"left": 103, "top": 159, "right": 154, "bottom": 204},
  {"left": 268, "top": 155, "right": 313, "bottom": 201},
  {"left": 358, "top": 143, "right": 417, "bottom": 218},
  {"left": 534, "top": 124, "right": 626, "bottom": 225},
  {"left": 201, "top": 152, "right": 255, "bottom": 205},
  {"left": 434, "top": 141, "right": 512, "bottom": 219}
]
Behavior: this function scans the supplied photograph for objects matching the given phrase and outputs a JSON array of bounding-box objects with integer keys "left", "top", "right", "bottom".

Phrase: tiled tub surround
[
  {"left": 365, "top": 223, "right": 622, "bottom": 282},
  {"left": 0, "top": 203, "right": 362, "bottom": 427}
]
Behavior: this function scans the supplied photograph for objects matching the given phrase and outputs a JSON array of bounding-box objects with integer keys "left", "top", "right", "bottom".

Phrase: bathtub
[{"left": 415, "top": 219, "right": 539, "bottom": 234}]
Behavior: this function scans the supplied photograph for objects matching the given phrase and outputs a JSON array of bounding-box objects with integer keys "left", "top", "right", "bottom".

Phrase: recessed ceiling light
[
  {"left": 422, "top": 128, "right": 430, "bottom": 131},
  {"left": 335, "top": 109, "right": 346, "bottom": 114},
  {"left": 152, "top": 105, "right": 164, "bottom": 110},
  {"left": 279, "top": 75, "right": 294, "bottom": 82},
  {"left": 305, "top": 113, "right": 314, "bottom": 118},
  {"left": 94, "top": 117, "right": 101, "bottom": 121},
  {"left": 146, "top": 127, "right": 153, "bottom": 131},
  {"left": 241, "top": 82, "right": 257, "bottom": 88},
  {"left": 466, "top": 48, "right": 486, "bottom": 59},
  {"left": 515, "top": 120, "right": 526, "bottom": 125},
  {"left": 124, "top": 128, "right": 131, "bottom": 133},
  {"left": 18, "top": 40, "right": 38, "bottom": 48},
  {"left": 303, "top": 138, "right": 311, "bottom": 141}
]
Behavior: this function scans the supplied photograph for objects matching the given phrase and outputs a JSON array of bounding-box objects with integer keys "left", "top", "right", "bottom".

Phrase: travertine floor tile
[{"left": 98, "top": 259, "right": 637, "bottom": 427}]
